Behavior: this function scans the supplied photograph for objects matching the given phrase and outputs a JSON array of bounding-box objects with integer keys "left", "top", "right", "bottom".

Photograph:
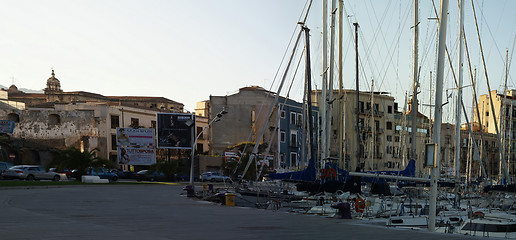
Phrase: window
[
  {"left": 387, "top": 135, "right": 392, "bottom": 142},
  {"left": 280, "top": 131, "right": 286, "bottom": 143},
  {"left": 486, "top": 111, "right": 489, "bottom": 117},
  {"left": 130, "top": 118, "right": 139, "bottom": 128},
  {"left": 386, "top": 121, "right": 392, "bottom": 130},
  {"left": 197, "top": 143, "right": 204, "bottom": 153},
  {"left": 297, "top": 113, "right": 303, "bottom": 126},
  {"left": 111, "top": 134, "right": 117, "bottom": 150},
  {"left": 281, "top": 110, "right": 286, "bottom": 118},
  {"left": 197, "top": 127, "right": 204, "bottom": 139},
  {"left": 290, "top": 152, "right": 297, "bottom": 167},
  {"left": 388, "top": 105, "right": 392, "bottom": 114},
  {"left": 394, "top": 103, "right": 398, "bottom": 112},
  {"left": 290, "top": 112, "right": 296, "bottom": 125},
  {"left": 290, "top": 130, "right": 298, "bottom": 147},
  {"left": 7, "top": 113, "right": 19, "bottom": 123},
  {"left": 111, "top": 115, "right": 120, "bottom": 129},
  {"left": 394, "top": 136, "right": 400, "bottom": 142},
  {"left": 358, "top": 101, "right": 364, "bottom": 113},
  {"left": 48, "top": 114, "right": 60, "bottom": 125},
  {"left": 358, "top": 118, "right": 365, "bottom": 129}
]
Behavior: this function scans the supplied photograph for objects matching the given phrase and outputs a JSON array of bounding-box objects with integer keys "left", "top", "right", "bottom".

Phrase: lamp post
[{"left": 189, "top": 109, "right": 228, "bottom": 187}]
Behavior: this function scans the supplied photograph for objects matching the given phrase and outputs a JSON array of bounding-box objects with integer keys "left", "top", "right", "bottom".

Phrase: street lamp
[{"left": 188, "top": 109, "right": 228, "bottom": 188}]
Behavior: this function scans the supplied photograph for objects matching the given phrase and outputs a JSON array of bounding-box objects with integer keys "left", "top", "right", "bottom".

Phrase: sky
[{"left": 0, "top": 0, "right": 515, "bottom": 123}]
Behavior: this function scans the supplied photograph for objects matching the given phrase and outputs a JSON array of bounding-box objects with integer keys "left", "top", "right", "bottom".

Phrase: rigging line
[
  {"left": 473, "top": 0, "right": 509, "bottom": 67},
  {"left": 232, "top": 0, "right": 312, "bottom": 176},
  {"left": 357, "top": 2, "right": 411, "bottom": 93},
  {"left": 371, "top": 1, "right": 411, "bottom": 89},
  {"left": 445, "top": 42, "right": 488, "bottom": 178},
  {"left": 257, "top": 47, "right": 306, "bottom": 178}
]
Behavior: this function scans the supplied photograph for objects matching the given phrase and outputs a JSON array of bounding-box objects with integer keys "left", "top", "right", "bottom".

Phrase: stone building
[
  {"left": 0, "top": 70, "right": 184, "bottom": 167},
  {"left": 474, "top": 89, "right": 515, "bottom": 178},
  {"left": 197, "top": 86, "right": 318, "bottom": 170}
]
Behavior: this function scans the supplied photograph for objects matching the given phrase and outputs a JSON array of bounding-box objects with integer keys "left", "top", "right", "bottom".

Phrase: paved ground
[{"left": 0, "top": 183, "right": 478, "bottom": 240}]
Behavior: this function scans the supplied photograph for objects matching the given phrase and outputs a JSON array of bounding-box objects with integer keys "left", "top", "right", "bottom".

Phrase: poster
[
  {"left": 116, "top": 128, "right": 155, "bottom": 147},
  {"left": 156, "top": 113, "right": 195, "bottom": 149},
  {"left": 118, "top": 147, "right": 156, "bottom": 165}
]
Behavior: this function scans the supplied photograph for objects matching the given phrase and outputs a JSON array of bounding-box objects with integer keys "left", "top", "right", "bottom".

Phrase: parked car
[
  {"left": 85, "top": 167, "right": 119, "bottom": 181},
  {"left": 110, "top": 169, "right": 137, "bottom": 179},
  {"left": 2, "top": 165, "right": 61, "bottom": 181},
  {"left": 49, "top": 168, "right": 73, "bottom": 178},
  {"left": 135, "top": 170, "right": 168, "bottom": 182},
  {"left": 0, "top": 161, "right": 14, "bottom": 178},
  {"left": 200, "top": 172, "right": 231, "bottom": 182},
  {"left": 175, "top": 173, "right": 199, "bottom": 182}
]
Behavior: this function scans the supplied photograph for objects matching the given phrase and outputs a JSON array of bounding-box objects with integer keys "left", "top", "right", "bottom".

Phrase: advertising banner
[
  {"left": 118, "top": 147, "right": 156, "bottom": 165},
  {"left": 0, "top": 120, "right": 15, "bottom": 134},
  {"left": 116, "top": 128, "right": 155, "bottom": 147},
  {"left": 156, "top": 113, "right": 195, "bottom": 149}
]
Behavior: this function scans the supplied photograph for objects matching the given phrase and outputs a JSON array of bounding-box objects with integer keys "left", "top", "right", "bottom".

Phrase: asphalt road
[{"left": 0, "top": 183, "right": 478, "bottom": 240}]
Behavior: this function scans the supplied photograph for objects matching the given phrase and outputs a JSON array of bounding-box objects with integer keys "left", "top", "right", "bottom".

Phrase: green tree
[{"left": 47, "top": 147, "right": 113, "bottom": 180}]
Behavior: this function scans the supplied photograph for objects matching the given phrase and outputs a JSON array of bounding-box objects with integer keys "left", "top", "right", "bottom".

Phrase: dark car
[
  {"left": 175, "top": 173, "right": 200, "bottom": 182},
  {"left": 136, "top": 170, "right": 168, "bottom": 182},
  {"left": 110, "top": 169, "right": 136, "bottom": 179}
]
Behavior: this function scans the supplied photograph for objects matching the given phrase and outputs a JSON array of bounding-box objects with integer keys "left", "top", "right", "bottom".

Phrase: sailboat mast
[
  {"left": 354, "top": 22, "right": 361, "bottom": 170},
  {"left": 471, "top": 0, "right": 509, "bottom": 181},
  {"left": 303, "top": 26, "right": 317, "bottom": 161},
  {"left": 410, "top": 0, "right": 419, "bottom": 162},
  {"left": 321, "top": 0, "right": 328, "bottom": 170},
  {"left": 429, "top": 0, "right": 449, "bottom": 232},
  {"left": 338, "top": 0, "right": 344, "bottom": 168},
  {"left": 454, "top": 0, "right": 464, "bottom": 207},
  {"left": 327, "top": 0, "right": 337, "bottom": 166}
]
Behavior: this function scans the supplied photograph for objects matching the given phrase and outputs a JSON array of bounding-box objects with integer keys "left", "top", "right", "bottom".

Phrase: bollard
[
  {"left": 183, "top": 185, "right": 195, "bottom": 197},
  {"left": 331, "top": 202, "right": 352, "bottom": 219},
  {"left": 225, "top": 193, "right": 236, "bottom": 206}
]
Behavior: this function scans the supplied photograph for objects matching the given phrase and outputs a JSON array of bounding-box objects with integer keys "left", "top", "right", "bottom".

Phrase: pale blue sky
[{"left": 0, "top": 0, "right": 515, "bottom": 122}]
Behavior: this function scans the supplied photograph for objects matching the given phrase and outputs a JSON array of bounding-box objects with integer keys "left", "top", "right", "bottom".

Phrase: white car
[
  {"left": 2, "top": 165, "right": 61, "bottom": 181},
  {"left": 200, "top": 172, "right": 231, "bottom": 182}
]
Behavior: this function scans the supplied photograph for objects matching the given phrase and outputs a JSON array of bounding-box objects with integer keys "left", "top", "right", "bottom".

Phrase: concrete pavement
[{"left": 0, "top": 184, "right": 478, "bottom": 240}]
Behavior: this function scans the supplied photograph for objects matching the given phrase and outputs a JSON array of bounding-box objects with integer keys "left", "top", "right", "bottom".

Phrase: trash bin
[
  {"left": 225, "top": 193, "right": 236, "bottom": 206},
  {"left": 208, "top": 184, "right": 213, "bottom": 192}
]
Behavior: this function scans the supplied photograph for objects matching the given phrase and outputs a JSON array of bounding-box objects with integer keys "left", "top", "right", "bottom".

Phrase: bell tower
[{"left": 44, "top": 69, "right": 63, "bottom": 94}]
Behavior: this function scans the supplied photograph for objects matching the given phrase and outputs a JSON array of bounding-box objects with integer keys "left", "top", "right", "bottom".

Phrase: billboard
[
  {"left": 0, "top": 120, "right": 15, "bottom": 134},
  {"left": 156, "top": 113, "right": 195, "bottom": 149},
  {"left": 116, "top": 128, "right": 155, "bottom": 147},
  {"left": 118, "top": 147, "right": 156, "bottom": 165}
]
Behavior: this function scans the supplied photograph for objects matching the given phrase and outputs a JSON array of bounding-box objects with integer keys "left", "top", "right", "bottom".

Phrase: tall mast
[
  {"left": 410, "top": 0, "right": 419, "bottom": 163},
  {"left": 321, "top": 0, "right": 328, "bottom": 169},
  {"left": 327, "top": 0, "right": 337, "bottom": 165},
  {"left": 454, "top": 0, "right": 464, "bottom": 207},
  {"left": 354, "top": 22, "right": 361, "bottom": 170},
  {"left": 370, "top": 80, "right": 375, "bottom": 170},
  {"left": 471, "top": 0, "right": 508, "bottom": 181},
  {"left": 338, "top": 0, "right": 344, "bottom": 168},
  {"left": 429, "top": 0, "right": 449, "bottom": 232},
  {"left": 303, "top": 26, "right": 316, "bottom": 162},
  {"left": 500, "top": 50, "right": 508, "bottom": 179}
]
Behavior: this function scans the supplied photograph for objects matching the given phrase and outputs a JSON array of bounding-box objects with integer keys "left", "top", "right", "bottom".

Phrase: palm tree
[{"left": 47, "top": 147, "right": 113, "bottom": 180}]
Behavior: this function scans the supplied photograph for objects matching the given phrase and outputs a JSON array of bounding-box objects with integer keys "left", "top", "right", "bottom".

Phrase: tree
[{"left": 47, "top": 147, "right": 113, "bottom": 180}]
